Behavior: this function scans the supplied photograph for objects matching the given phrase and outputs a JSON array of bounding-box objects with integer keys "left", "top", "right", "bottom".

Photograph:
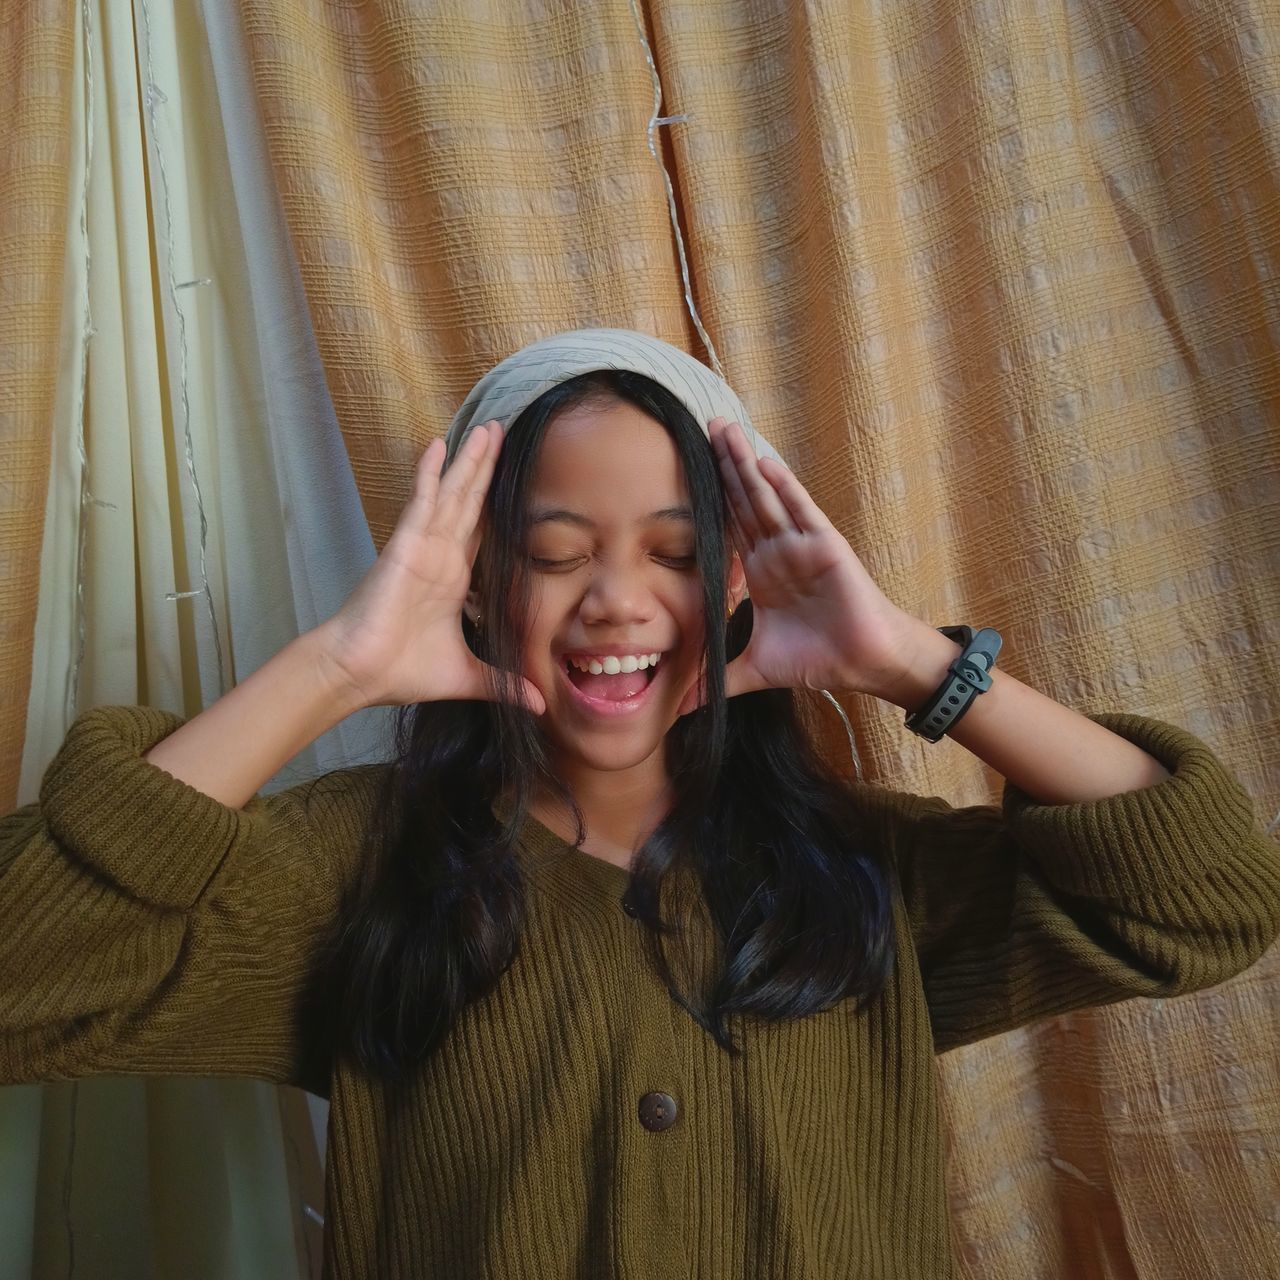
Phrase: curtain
[
  {"left": 233, "top": 1, "right": 1280, "bottom": 1277},
  {"left": 0, "top": 3, "right": 73, "bottom": 816},
  {"left": 4, "top": 0, "right": 391, "bottom": 1274}
]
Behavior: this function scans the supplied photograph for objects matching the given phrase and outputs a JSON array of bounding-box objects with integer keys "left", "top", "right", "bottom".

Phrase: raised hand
[
  {"left": 316, "top": 421, "right": 546, "bottom": 713},
  {"left": 677, "top": 417, "right": 925, "bottom": 715}
]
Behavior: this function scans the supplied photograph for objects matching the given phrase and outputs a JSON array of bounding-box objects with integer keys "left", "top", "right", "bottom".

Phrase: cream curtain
[
  {"left": 234, "top": 1, "right": 1280, "bottom": 1277},
  {"left": 3, "top": 0, "right": 390, "bottom": 1274}
]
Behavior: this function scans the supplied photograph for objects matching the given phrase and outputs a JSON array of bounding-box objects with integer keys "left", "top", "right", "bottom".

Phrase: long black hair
[{"left": 315, "top": 369, "right": 897, "bottom": 1084}]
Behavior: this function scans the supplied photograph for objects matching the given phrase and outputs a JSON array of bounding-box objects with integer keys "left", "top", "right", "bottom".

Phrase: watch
[{"left": 903, "top": 625, "right": 1003, "bottom": 742}]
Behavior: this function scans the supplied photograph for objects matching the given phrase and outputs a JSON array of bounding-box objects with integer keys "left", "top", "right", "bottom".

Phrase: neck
[{"left": 528, "top": 753, "right": 675, "bottom": 866}]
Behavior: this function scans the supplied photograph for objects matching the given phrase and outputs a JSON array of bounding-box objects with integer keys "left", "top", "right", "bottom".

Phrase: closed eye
[
  {"left": 530, "top": 555, "right": 697, "bottom": 570},
  {"left": 530, "top": 558, "right": 583, "bottom": 571}
]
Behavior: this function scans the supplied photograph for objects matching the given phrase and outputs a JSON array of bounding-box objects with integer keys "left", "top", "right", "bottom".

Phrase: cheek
[
  {"left": 663, "top": 580, "right": 707, "bottom": 634},
  {"left": 517, "top": 591, "right": 564, "bottom": 674}
]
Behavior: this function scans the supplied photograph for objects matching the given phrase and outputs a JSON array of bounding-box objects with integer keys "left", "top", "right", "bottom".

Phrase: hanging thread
[
  {"left": 62, "top": 5, "right": 100, "bottom": 1268},
  {"left": 626, "top": 0, "right": 722, "bottom": 382},
  {"left": 67, "top": 0, "right": 98, "bottom": 730},
  {"left": 137, "top": 0, "right": 227, "bottom": 695},
  {"left": 626, "top": 0, "right": 865, "bottom": 782}
]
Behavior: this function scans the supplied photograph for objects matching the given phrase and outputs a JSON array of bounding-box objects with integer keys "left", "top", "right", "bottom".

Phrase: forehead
[{"left": 529, "top": 398, "right": 692, "bottom": 522}]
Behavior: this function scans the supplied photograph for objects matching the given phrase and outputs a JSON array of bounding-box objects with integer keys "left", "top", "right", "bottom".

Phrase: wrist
[
  {"left": 876, "top": 625, "right": 966, "bottom": 712},
  {"left": 299, "top": 624, "right": 375, "bottom": 718}
]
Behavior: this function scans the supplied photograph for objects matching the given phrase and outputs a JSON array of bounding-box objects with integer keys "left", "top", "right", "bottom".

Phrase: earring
[{"left": 726, "top": 602, "right": 735, "bottom": 620}]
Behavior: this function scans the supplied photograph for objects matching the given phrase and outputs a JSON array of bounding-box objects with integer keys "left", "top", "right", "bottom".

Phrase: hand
[
  {"left": 676, "top": 418, "right": 926, "bottom": 715},
  {"left": 314, "top": 421, "right": 546, "bottom": 713}
]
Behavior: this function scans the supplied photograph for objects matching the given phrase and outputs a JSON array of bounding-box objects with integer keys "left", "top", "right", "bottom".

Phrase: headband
[{"left": 443, "top": 327, "right": 788, "bottom": 470}]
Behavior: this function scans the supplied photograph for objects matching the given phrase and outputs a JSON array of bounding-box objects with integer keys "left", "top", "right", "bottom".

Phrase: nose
[{"left": 578, "top": 565, "right": 659, "bottom": 628}]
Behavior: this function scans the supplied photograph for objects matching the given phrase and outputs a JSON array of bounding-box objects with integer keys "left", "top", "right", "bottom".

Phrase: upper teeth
[{"left": 568, "top": 652, "right": 662, "bottom": 675}]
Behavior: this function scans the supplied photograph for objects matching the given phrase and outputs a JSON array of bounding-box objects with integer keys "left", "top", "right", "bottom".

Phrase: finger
[
  {"left": 757, "top": 455, "right": 834, "bottom": 536},
  {"left": 677, "top": 654, "right": 766, "bottom": 714},
  {"left": 519, "top": 678, "right": 547, "bottom": 717},
  {"left": 709, "top": 418, "right": 763, "bottom": 546},
  {"left": 492, "top": 675, "right": 546, "bottom": 717},
  {"left": 433, "top": 421, "right": 496, "bottom": 532},
  {"left": 464, "top": 517, "right": 484, "bottom": 567},
  {"left": 397, "top": 438, "right": 446, "bottom": 533},
  {"left": 455, "top": 418, "right": 504, "bottom": 536},
  {"left": 723, "top": 485, "right": 753, "bottom": 560},
  {"left": 722, "top": 653, "right": 767, "bottom": 702},
  {"left": 718, "top": 419, "right": 795, "bottom": 538}
]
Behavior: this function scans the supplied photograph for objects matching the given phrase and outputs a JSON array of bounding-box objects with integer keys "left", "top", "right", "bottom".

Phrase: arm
[
  {"left": 142, "top": 624, "right": 365, "bottom": 809},
  {"left": 0, "top": 703, "right": 384, "bottom": 1093},
  {"left": 142, "top": 421, "right": 526, "bottom": 810},
  {"left": 851, "top": 703, "right": 1280, "bottom": 1054},
  {"left": 876, "top": 623, "right": 1171, "bottom": 803},
  {"left": 1, "top": 422, "right": 515, "bottom": 1089},
  {"left": 698, "top": 416, "right": 1279, "bottom": 1051},
  {"left": 851, "top": 622, "right": 1280, "bottom": 1053}
]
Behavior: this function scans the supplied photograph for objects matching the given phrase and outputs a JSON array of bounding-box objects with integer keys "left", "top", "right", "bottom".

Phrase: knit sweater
[{"left": 2, "top": 706, "right": 1278, "bottom": 1278}]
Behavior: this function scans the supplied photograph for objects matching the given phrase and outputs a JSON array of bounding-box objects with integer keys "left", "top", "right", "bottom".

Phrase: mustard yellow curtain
[
  {"left": 0, "top": 2, "right": 73, "bottom": 811},
  {"left": 237, "top": 2, "right": 1280, "bottom": 1276}
]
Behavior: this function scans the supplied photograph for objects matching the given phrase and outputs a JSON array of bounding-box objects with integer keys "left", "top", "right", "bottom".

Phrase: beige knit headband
[{"left": 443, "top": 327, "right": 788, "bottom": 470}]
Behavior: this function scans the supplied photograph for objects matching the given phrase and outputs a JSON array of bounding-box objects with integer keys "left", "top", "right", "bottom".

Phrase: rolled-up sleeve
[
  {"left": 0, "top": 704, "right": 384, "bottom": 1094},
  {"left": 858, "top": 712, "right": 1280, "bottom": 1054}
]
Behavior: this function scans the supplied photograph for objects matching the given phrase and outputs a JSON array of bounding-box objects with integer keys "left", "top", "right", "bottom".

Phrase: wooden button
[{"left": 638, "top": 1091, "right": 678, "bottom": 1132}]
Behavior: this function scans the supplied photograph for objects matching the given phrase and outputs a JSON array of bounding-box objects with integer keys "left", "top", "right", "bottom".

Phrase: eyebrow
[{"left": 529, "top": 506, "right": 694, "bottom": 529}]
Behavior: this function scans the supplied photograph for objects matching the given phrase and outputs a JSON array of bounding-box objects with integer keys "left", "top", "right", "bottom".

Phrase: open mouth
[{"left": 559, "top": 653, "right": 664, "bottom": 717}]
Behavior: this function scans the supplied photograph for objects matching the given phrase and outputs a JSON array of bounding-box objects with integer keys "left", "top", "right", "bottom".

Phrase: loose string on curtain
[
  {"left": 62, "top": 1, "right": 96, "bottom": 1265},
  {"left": 59, "top": 0, "right": 234, "bottom": 1262},
  {"left": 137, "top": 0, "right": 226, "bottom": 693},
  {"left": 625, "top": 0, "right": 866, "bottom": 784},
  {"left": 67, "top": 0, "right": 229, "bottom": 720}
]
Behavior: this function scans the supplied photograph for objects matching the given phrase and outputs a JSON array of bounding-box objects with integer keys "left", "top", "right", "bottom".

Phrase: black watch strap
[{"left": 903, "top": 626, "right": 1003, "bottom": 743}]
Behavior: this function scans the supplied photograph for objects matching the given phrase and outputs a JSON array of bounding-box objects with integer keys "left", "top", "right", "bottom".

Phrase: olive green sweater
[{"left": 2, "top": 705, "right": 1278, "bottom": 1278}]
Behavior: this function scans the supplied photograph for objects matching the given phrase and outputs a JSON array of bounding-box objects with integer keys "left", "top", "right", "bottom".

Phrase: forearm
[
  {"left": 142, "top": 626, "right": 366, "bottom": 809},
  {"left": 877, "top": 626, "right": 1171, "bottom": 805}
]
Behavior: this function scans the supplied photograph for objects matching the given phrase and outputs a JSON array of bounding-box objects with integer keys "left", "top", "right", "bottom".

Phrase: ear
[{"left": 727, "top": 551, "right": 747, "bottom": 612}]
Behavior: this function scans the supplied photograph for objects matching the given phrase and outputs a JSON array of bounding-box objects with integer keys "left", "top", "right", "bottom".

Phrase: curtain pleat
[{"left": 0, "top": 2, "right": 74, "bottom": 811}]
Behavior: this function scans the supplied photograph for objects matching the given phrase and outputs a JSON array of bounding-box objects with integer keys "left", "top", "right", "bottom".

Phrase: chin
[{"left": 540, "top": 713, "right": 674, "bottom": 771}]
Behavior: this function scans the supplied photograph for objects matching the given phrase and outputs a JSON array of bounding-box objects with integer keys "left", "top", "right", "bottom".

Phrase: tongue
[{"left": 569, "top": 667, "right": 649, "bottom": 701}]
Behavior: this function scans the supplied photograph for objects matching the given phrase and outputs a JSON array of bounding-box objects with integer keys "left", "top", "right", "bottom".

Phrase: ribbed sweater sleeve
[
  {"left": 857, "top": 712, "right": 1280, "bottom": 1054},
  {"left": 0, "top": 704, "right": 382, "bottom": 1093}
]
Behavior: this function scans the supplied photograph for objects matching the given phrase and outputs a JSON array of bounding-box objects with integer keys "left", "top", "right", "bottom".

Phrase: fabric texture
[
  {"left": 0, "top": 0, "right": 74, "bottom": 810},
  {"left": 3, "top": 703, "right": 1278, "bottom": 1278},
  {"left": 443, "top": 326, "right": 788, "bottom": 470}
]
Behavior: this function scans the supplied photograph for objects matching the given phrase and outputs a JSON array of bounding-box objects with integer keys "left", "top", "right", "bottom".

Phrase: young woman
[{"left": 3, "top": 328, "right": 1277, "bottom": 1279}]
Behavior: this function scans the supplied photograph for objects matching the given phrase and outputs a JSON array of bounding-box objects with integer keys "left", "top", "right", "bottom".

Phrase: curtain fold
[
  {"left": 5, "top": 0, "right": 388, "bottom": 1274},
  {"left": 235, "top": 2, "right": 1280, "bottom": 1277},
  {"left": 0, "top": 1, "right": 74, "bottom": 811}
]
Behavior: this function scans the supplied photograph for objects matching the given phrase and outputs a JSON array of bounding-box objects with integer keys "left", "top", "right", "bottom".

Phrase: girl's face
[{"left": 487, "top": 397, "right": 743, "bottom": 774}]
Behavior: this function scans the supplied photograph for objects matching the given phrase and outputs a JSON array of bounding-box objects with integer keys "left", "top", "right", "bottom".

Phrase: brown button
[
  {"left": 621, "top": 892, "right": 639, "bottom": 918},
  {"left": 638, "top": 1091, "right": 678, "bottom": 1132}
]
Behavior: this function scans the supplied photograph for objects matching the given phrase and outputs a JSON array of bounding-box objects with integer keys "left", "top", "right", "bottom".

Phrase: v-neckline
[{"left": 492, "top": 799, "right": 635, "bottom": 897}]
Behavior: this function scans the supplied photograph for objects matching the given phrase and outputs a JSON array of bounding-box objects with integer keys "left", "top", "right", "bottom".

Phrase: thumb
[
  {"left": 464, "top": 655, "right": 547, "bottom": 717},
  {"left": 512, "top": 677, "right": 547, "bottom": 717},
  {"left": 676, "top": 656, "right": 754, "bottom": 717}
]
